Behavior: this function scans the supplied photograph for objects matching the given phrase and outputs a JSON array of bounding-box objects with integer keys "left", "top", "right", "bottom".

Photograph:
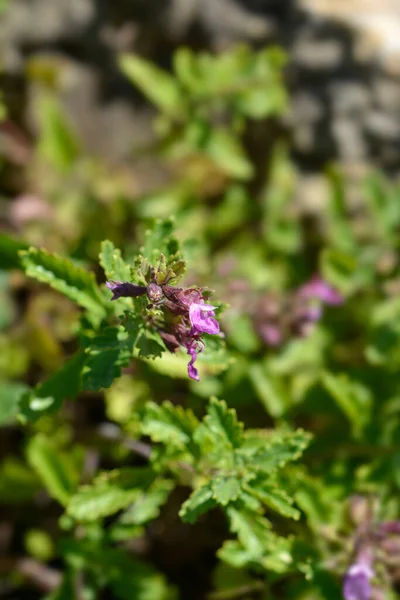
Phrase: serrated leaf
[
  {"left": 136, "top": 330, "right": 166, "bottom": 360},
  {"left": 211, "top": 476, "right": 241, "bottom": 506},
  {"left": 26, "top": 435, "right": 76, "bottom": 505},
  {"left": 20, "top": 248, "right": 105, "bottom": 319},
  {"left": 179, "top": 484, "right": 217, "bottom": 524},
  {"left": 82, "top": 327, "right": 134, "bottom": 391},
  {"left": 120, "top": 54, "right": 186, "bottom": 117},
  {"left": 227, "top": 507, "right": 271, "bottom": 557},
  {"left": 245, "top": 479, "right": 300, "bottom": 520},
  {"left": 19, "top": 350, "right": 86, "bottom": 423},
  {"left": 140, "top": 218, "right": 179, "bottom": 263},
  {"left": 99, "top": 240, "right": 132, "bottom": 282},
  {"left": 202, "top": 397, "right": 243, "bottom": 449},
  {"left": 142, "top": 401, "right": 199, "bottom": 452},
  {"left": 67, "top": 468, "right": 154, "bottom": 521},
  {"left": 241, "top": 429, "right": 312, "bottom": 473},
  {"left": 120, "top": 479, "right": 174, "bottom": 525}
]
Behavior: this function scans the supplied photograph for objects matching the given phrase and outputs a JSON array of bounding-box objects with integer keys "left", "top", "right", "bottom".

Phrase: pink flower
[{"left": 189, "top": 302, "right": 220, "bottom": 336}]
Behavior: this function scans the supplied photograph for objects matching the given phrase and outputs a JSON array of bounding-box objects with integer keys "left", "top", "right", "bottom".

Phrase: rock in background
[{"left": 0, "top": 0, "right": 399, "bottom": 179}]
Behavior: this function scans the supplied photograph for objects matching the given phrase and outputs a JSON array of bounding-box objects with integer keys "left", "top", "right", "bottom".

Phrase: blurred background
[{"left": 1, "top": 1, "right": 400, "bottom": 599}]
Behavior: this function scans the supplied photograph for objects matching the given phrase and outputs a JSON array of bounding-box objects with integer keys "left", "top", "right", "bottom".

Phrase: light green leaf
[
  {"left": 0, "top": 381, "right": 28, "bottom": 424},
  {"left": 241, "top": 429, "right": 312, "bottom": 473},
  {"left": 20, "top": 248, "right": 105, "bottom": 318},
  {"left": 205, "top": 129, "right": 254, "bottom": 180},
  {"left": 120, "top": 479, "right": 174, "bottom": 525},
  {"left": 212, "top": 476, "right": 241, "bottom": 506},
  {"left": 227, "top": 507, "right": 271, "bottom": 557},
  {"left": 36, "top": 94, "right": 79, "bottom": 171},
  {"left": 67, "top": 468, "right": 154, "bottom": 521},
  {"left": 202, "top": 397, "right": 244, "bottom": 450},
  {"left": 99, "top": 240, "right": 131, "bottom": 282},
  {"left": 249, "top": 362, "right": 288, "bottom": 418},
  {"left": 26, "top": 435, "right": 76, "bottom": 505},
  {"left": 245, "top": 479, "right": 300, "bottom": 520},
  {"left": 320, "top": 248, "right": 357, "bottom": 294},
  {"left": 120, "top": 54, "right": 186, "bottom": 116},
  {"left": 142, "top": 401, "right": 199, "bottom": 451},
  {"left": 179, "top": 484, "right": 217, "bottom": 524},
  {"left": 321, "top": 372, "right": 372, "bottom": 437}
]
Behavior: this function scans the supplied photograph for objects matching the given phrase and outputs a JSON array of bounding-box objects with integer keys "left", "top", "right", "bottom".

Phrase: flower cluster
[
  {"left": 342, "top": 496, "right": 400, "bottom": 600},
  {"left": 253, "top": 276, "right": 343, "bottom": 347},
  {"left": 106, "top": 280, "right": 220, "bottom": 381}
]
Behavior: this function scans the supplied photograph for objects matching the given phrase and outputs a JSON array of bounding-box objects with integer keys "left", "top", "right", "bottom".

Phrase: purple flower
[
  {"left": 185, "top": 340, "right": 204, "bottom": 381},
  {"left": 300, "top": 277, "right": 344, "bottom": 306},
  {"left": 189, "top": 302, "right": 220, "bottom": 336},
  {"left": 343, "top": 560, "right": 374, "bottom": 600},
  {"left": 106, "top": 281, "right": 147, "bottom": 300}
]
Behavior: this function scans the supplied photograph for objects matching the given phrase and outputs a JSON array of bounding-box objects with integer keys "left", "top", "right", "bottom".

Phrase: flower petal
[
  {"left": 106, "top": 281, "right": 147, "bottom": 300},
  {"left": 343, "top": 563, "right": 374, "bottom": 600},
  {"left": 189, "top": 302, "right": 220, "bottom": 335}
]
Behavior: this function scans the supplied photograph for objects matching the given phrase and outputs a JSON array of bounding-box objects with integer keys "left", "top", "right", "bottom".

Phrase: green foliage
[
  {"left": 26, "top": 435, "right": 78, "bottom": 505},
  {"left": 20, "top": 247, "right": 106, "bottom": 319},
  {"left": 2, "top": 41, "right": 400, "bottom": 600}
]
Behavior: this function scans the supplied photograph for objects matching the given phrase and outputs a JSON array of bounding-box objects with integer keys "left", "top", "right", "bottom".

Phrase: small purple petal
[
  {"left": 187, "top": 348, "right": 200, "bottom": 381},
  {"left": 189, "top": 302, "right": 220, "bottom": 335},
  {"left": 106, "top": 281, "right": 147, "bottom": 301},
  {"left": 343, "top": 563, "right": 374, "bottom": 600},
  {"left": 301, "top": 277, "right": 344, "bottom": 306}
]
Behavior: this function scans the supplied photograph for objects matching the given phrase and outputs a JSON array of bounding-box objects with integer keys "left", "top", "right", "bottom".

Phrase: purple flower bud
[
  {"left": 189, "top": 302, "right": 220, "bottom": 336},
  {"left": 343, "top": 561, "right": 374, "bottom": 600},
  {"left": 106, "top": 281, "right": 147, "bottom": 300},
  {"left": 300, "top": 277, "right": 344, "bottom": 306}
]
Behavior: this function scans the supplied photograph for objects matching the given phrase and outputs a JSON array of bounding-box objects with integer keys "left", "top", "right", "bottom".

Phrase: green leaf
[
  {"left": 241, "top": 429, "right": 312, "bottom": 473},
  {"left": 26, "top": 435, "right": 76, "bottom": 505},
  {"left": 36, "top": 93, "right": 79, "bottom": 171},
  {"left": 0, "top": 233, "right": 29, "bottom": 269},
  {"left": 245, "top": 479, "right": 300, "bottom": 520},
  {"left": 120, "top": 54, "right": 186, "bottom": 117},
  {"left": 201, "top": 397, "right": 243, "bottom": 449},
  {"left": 120, "top": 479, "right": 174, "bottom": 525},
  {"left": 142, "top": 401, "right": 199, "bottom": 451},
  {"left": 82, "top": 327, "right": 134, "bottom": 391},
  {"left": 320, "top": 248, "right": 357, "bottom": 294},
  {"left": 140, "top": 218, "right": 180, "bottom": 264},
  {"left": 136, "top": 329, "right": 166, "bottom": 360},
  {"left": 205, "top": 129, "right": 254, "bottom": 180},
  {"left": 321, "top": 372, "right": 372, "bottom": 437},
  {"left": 0, "top": 381, "right": 28, "bottom": 424},
  {"left": 249, "top": 362, "right": 288, "bottom": 418},
  {"left": 67, "top": 468, "right": 154, "bottom": 521},
  {"left": 19, "top": 350, "right": 86, "bottom": 423},
  {"left": 211, "top": 476, "right": 241, "bottom": 506},
  {"left": 179, "top": 484, "right": 217, "bottom": 524},
  {"left": 99, "top": 240, "right": 132, "bottom": 282},
  {"left": 20, "top": 248, "right": 105, "bottom": 318},
  {"left": 227, "top": 507, "right": 271, "bottom": 557}
]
